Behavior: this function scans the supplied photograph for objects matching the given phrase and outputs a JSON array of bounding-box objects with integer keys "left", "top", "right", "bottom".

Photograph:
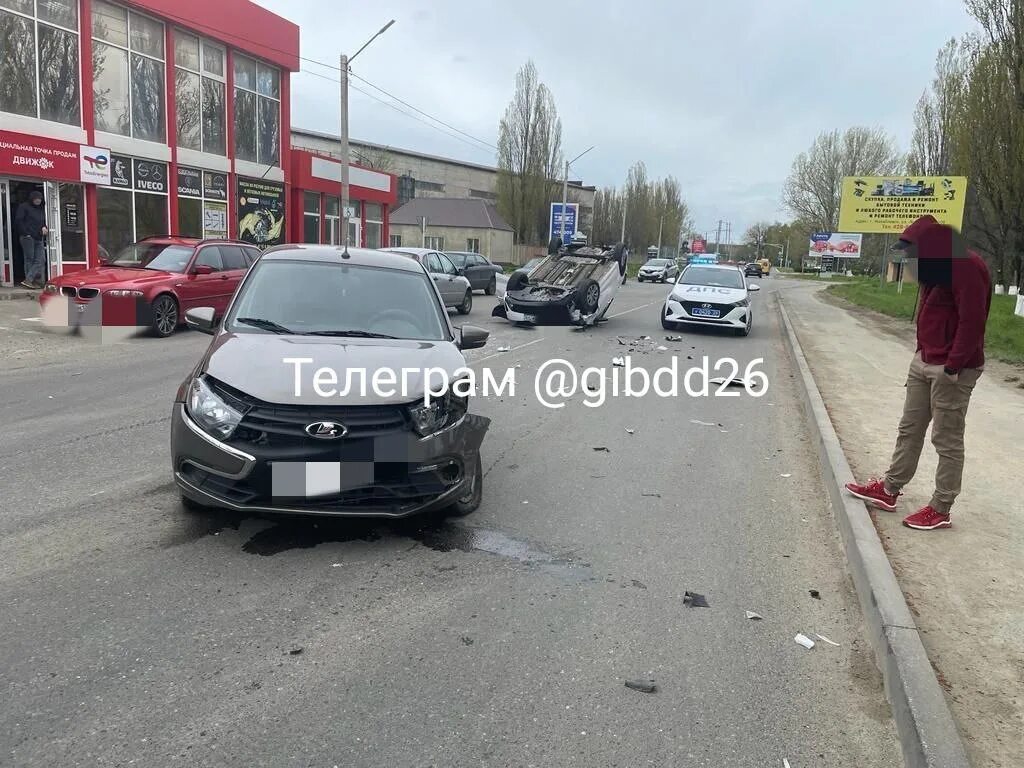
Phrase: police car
[{"left": 662, "top": 262, "right": 760, "bottom": 336}]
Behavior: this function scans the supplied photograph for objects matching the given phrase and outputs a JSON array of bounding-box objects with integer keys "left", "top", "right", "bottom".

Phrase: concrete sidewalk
[{"left": 781, "top": 282, "right": 1023, "bottom": 768}]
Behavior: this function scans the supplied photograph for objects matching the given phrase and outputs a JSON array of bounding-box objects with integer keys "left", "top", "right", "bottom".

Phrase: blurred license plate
[
  {"left": 692, "top": 307, "right": 720, "bottom": 318},
  {"left": 507, "top": 310, "right": 536, "bottom": 323}
]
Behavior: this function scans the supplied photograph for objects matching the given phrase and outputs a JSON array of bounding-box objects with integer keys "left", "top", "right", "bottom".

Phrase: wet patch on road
[{"left": 160, "top": 509, "right": 244, "bottom": 548}]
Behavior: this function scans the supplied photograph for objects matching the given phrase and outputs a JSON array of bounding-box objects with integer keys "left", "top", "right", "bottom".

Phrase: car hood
[
  {"left": 670, "top": 284, "right": 747, "bottom": 302},
  {"left": 201, "top": 333, "right": 467, "bottom": 406},
  {"left": 54, "top": 267, "right": 177, "bottom": 287}
]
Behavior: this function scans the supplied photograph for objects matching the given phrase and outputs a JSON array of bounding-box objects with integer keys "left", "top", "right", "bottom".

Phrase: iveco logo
[{"left": 304, "top": 421, "right": 348, "bottom": 439}]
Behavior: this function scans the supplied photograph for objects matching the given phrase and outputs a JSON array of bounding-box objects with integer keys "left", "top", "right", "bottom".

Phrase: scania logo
[{"left": 304, "top": 421, "right": 348, "bottom": 439}]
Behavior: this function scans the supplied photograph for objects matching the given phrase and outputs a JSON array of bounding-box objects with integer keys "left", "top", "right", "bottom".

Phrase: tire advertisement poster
[
  {"left": 809, "top": 232, "right": 862, "bottom": 258},
  {"left": 237, "top": 178, "right": 285, "bottom": 247}
]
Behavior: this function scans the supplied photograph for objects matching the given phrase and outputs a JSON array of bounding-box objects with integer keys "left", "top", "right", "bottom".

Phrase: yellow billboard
[{"left": 838, "top": 176, "right": 968, "bottom": 234}]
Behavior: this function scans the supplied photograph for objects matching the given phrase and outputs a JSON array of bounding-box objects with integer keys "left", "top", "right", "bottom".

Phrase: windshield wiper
[
  {"left": 305, "top": 329, "right": 398, "bottom": 339},
  {"left": 236, "top": 317, "right": 296, "bottom": 334}
]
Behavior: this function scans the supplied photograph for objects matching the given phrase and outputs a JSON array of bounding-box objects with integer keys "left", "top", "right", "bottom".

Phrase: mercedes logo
[{"left": 304, "top": 421, "right": 348, "bottom": 439}]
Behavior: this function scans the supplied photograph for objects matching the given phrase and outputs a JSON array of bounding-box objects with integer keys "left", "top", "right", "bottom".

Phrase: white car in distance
[{"left": 662, "top": 263, "right": 760, "bottom": 336}]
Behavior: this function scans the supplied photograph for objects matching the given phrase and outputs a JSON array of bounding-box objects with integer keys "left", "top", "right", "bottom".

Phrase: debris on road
[
  {"left": 496, "top": 345, "right": 511, "bottom": 352},
  {"left": 665, "top": 336, "right": 683, "bottom": 342},
  {"left": 656, "top": 345, "right": 668, "bottom": 352},
  {"left": 630, "top": 580, "right": 647, "bottom": 590},
  {"left": 612, "top": 357, "right": 625, "bottom": 367},
  {"left": 745, "top": 611, "right": 763, "bottom": 620},
  {"left": 331, "top": 563, "right": 342, "bottom": 568},
  {"left": 690, "top": 419, "right": 716, "bottom": 427},
  {"left": 710, "top": 376, "right": 748, "bottom": 388},
  {"left": 522, "top": 500, "right": 530, "bottom": 504},
  {"left": 780, "top": 473, "right": 792, "bottom": 478},
  {"left": 784, "top": 760, "right": 792, "bottom": 768},
  {"left": 593, "top": 446, "right": 610, "bottom": 452},
  {"left": 288, "top": 648, "right": 304, "bottom": 656},
  {"left": 816, "top": 634, "right": 841, "bottom": 647},
  {"left": 641, "top": 492, "right": 661, "bottom": 498},
  {"left": 461, "top": 636, "right": 474, "bottom": 646},
  {"left": 625, "top": 428, "right": 635, "bottom": 435},
  {"left": 71, "top": 372, "right": 82, "bottom": 376},
  {"left": 809, "top": 590, "right": 820, "bottom": 600},
  {"left": 624, "top": 679, "right": 657, "bottom": 693},
  {"left": 683, "top": 591, "right": 710, "bottom": 608},
  {"left": 590, "top": 474, "right": 607, "bottom": 479},
  {"left": 794, "top": 634, "right": 816, "bottom": 650}
]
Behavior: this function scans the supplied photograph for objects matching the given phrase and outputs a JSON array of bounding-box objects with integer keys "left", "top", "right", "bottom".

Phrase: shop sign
[
  {"left": 203, "top": 171, "right": 228, "bottom": 201},
  {"left": 110, "top": 154, "right": 132, "bottom": 188},
  {"left": 237, "top": 177, "right": 285, "bottom": 246},
  {"left": 177, "top": 166, "right": 203, "bottom": 198},
  {"left": 134, "top": 160, "right": 167, "bottom": 193},
  {"left": 0, "top": 129, "right": 111, "bottom": 185}
]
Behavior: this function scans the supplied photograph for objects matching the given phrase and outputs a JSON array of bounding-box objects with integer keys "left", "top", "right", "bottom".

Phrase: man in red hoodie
[{"left": 845, "top": 214, "right": 992, "bottom": 530}]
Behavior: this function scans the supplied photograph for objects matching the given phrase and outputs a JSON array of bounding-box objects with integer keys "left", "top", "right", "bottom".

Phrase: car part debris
[
  {"left": 809, "top": 589, "right": 820, "bottom": 600},
  {"left": 656, "top": 345, "right": 668, "bottom": 351},
  {"left": 745, "top": 611, "right": 763, "bottom": 620},
  {"left": 624, "top": 679, "right": 657, "bottom": 693},
  {"left": 780, "top": 473, "right": 792, "bottom": 478},
  {"left": 625, "top": 428, "right": 635, "bottom": 435},
  {"left": 815, "top": 634, "right": 840, "bottom": 647},
  {"left": 461, "top": 636, "right": 474, "bottom": 646},
  {"left": 496, "top": 345, "right": 511, "bottom": 352},
  {"left": 593, "top": 446, "right": 610, "bottom": 452},
  {"left": 641, "top": 492, "right": 661, "bottom": 498},
  {"left": 612, "top": 357, "right": 625, "bottom": 366},
  {"left": 710, "top": 376, "right": 748, "bottom": 388},
  {"left": 630, "top": 579, "right": 647, "bottom": 589},
  {"left": 683, "top": 591, "right": 709, "bottom": 607},
  {"left": 665, "top": 336, "right": 683, "bottom": 341},
  {"left": 794, "top": 633, "right": 816, "bottom": 650},
  {"left": 690, "top": 419, "right": 716, "bottom": 427},
  {"left": 288, "top": 648, "right": 304, "bottom": 655}
]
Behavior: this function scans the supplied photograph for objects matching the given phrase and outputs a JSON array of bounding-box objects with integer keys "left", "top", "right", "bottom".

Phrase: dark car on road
[
  {"left": 40, "top": 236, "right": 260, "bottom": 337},
  {"left": 171, "top": 246, "right": 491, "bottom": 520},
  {"left": 445, "top": 251, "right": 504, "bottom": 295},
  {"left": 744, "top": 262, "right": 764, "bottom": 277}
]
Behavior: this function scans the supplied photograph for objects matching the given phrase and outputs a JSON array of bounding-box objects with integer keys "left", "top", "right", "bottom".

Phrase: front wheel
[
  {"left": 150, "top": 295, "right": 179, "bottom": 338},
  {"left": 446, "top": 453, "right": 482, "bottom": 517},
  {"left": 457, "top": 290, "right": 473, "bottom": 315},
  {"left": 485, "top": 276, "right": 496, "bottom": 295}
]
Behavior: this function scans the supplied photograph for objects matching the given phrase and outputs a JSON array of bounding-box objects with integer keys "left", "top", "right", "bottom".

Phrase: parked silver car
[{"left": 385, "top": 248, "right": 475, "bottom": 314}]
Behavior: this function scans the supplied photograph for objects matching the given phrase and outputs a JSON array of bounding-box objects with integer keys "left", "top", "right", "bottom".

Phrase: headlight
[
  {"left": 105, "top": 289, "right": 144, "bottom": 297},
  {"left": 408, "top": 390, "right": 469, "bottom": 437},
  {"left": 186, "top": 377, "right": 243, "bottom": 439}
]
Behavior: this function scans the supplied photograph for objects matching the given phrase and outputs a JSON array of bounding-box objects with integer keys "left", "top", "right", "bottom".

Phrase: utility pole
[
  {"left": 561, "top": 146, "right": 595, "bottom": 245},
  {"left": 715, "top": 220, "right": 723, "bottom": 254},
  {"left": 657, "top": 215, "right": 664, "bottom": 256},
  {"left": 421, "top": 216, "right": 426, "bottom": 247},
  {"left": 620, "top": 201, "right": 627, "bottom": 243},
  {"left": 339, "top": 20, "right": 395, "bottom": 250}
]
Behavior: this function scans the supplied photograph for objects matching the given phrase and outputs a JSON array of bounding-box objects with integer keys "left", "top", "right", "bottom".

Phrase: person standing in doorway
[
  {"left": 15, "top": 189, "right": 48, "bottom": 289},
  {"left": 845, "top": 214, "right": 992, "bottom": 530}
]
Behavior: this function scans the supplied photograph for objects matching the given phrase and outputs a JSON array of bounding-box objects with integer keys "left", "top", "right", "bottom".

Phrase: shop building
[{"left": 0, "top": 0, "right": 301, "bottom": 287}]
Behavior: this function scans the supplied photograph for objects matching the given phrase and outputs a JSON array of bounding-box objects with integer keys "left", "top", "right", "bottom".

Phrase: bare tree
[
  {"left": 496, "top": 61, "right": 563, "bottom": 244},
  {"left": 909, "top": 39, "right": 968, "bottom": 175},
  {"left": 782, "top": 127, "right": 905, "bottom": 229}
]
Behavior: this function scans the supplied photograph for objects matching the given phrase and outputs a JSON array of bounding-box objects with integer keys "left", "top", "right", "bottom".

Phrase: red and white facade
[{"left": 0, "top": 0, "right": 396, "bottom": 287}]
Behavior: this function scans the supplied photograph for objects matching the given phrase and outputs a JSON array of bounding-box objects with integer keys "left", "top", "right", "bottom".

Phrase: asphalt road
[{"left": 0, "top": 276, "right": 902, "bottom": 768}]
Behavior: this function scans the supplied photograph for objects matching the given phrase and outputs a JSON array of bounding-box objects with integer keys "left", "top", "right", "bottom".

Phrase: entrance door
[
  {"left": 327, "top": 216, "right": 360, "bottom": 247},
  {"left": 44, "top": 181, "right": 62, "bottom": 282},
  {"left": 4, "top": 180, "right": 47, "bottom": 286},
  {"left": 0, "top": 181, "right": 10, "bottom": 287}
]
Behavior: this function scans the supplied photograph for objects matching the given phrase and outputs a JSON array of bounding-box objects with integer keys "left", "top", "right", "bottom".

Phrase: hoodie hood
[{"left": 894, "top": 215, "right": 938, "bottom": 249}]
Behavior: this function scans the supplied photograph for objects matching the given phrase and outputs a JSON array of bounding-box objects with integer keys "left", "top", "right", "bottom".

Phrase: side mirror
[
  {"left": 458, "top": 325, "right": 489, "bottom": 350},
  {"left": 191, "top": 264, "right": 213, "bottom": 276},
  {"left": 185, "top": 306, "right": 217, "bottom": 334},
  {"left": 748, "top": 283, "right": 761, "bottom": 292}
]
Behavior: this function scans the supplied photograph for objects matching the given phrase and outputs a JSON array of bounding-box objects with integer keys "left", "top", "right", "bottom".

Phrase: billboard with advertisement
[
  {"left": 809, "top": 232, "right": 863, "bottom": 258},
  {"left": 237, "top": 178, "right": 285, "bottom": 246},
  {"left": 839, "top": 176, "right": 967, "bottom": 234},
  {"left": 549, "top": 202, "right": 579, "bottom": 244}
]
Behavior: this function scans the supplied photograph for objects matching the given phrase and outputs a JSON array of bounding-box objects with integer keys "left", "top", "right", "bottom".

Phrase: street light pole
[
  {"left": 561, "top": 146, "right": 594, "bottom": 244},
  {"left": 339, "top": 19, "right": 395, "bottom": 251}
]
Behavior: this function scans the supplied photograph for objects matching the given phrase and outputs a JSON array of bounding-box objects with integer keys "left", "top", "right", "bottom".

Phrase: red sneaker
[
  {"left": 903, "top": 507, "right": 951, "bottom": 530},
  {"left": 844, "top": 478, "right": 900, "bottom": 511}
]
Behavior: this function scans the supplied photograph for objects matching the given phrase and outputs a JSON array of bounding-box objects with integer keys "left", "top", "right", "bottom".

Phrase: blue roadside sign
[{"left": 549, "top": 202, "right": 578, "bottom": 244}]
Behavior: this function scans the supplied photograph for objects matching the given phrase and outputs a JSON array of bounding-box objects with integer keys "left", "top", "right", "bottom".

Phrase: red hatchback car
[{"left": 40, "top": 236, "right": 261, "bottom": 337}]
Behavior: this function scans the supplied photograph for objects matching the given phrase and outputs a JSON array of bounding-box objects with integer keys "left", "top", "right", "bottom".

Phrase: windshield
[
  {"left": 110, "top": 243, "right": 194, "bottom": 272},
  {"left": 680, "top": 266, "right": 745, "bottom": 289},
  {"left": 447, "top": 253, "right": 468, "bottom": 267},
  {"left": 645, "top": 259, "right": 670, "bottom": 267},
  {"left": 226, "top": 260, "right": 449, "bottom": 340}
]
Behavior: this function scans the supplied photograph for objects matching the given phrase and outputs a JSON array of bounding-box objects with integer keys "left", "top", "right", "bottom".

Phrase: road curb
[
  {"left": 0, "top": 290, "right": 38, "bottom": 301},
  {"left": 777, "top": 297, "right": 970, "bottom": 768}
]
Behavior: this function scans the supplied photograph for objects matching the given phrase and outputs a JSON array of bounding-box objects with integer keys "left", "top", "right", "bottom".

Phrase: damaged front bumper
[
  {"left": 492, "top": 288, "right": 596, "bottom": 326},
  {"left": 170, "top": 403, "right": 491, "bottom": 518}
]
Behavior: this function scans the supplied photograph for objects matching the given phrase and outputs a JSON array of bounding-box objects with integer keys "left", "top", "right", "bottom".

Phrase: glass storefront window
[
  {"left": 134, "top": 192, "right": 167, "bottom": 240},
  {"left": 234, "top": 54, "right": 280, "bottom": 167},
  {"left": 304, "top": 214, "right": 319, "bottom": 244},
  {"left": 174, "top": 30, "right": 225, "bottom": 155},
  {"left": 92, "top": 2, "right": 165, "bottom": 141},
  {"left": 178, "top": 196, "right": 202, "bottom": 237},
  {"left": 97, "top": 186, "right": 133, "bottom": 259},
  {"left": 0, "top": 0, "right": 80, "bottom": 125},
  {"left": 97, "top": 156, "right": 168, "bottom": 257}
]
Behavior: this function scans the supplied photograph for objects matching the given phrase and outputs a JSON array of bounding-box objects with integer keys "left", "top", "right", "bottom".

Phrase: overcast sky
[{"left": 260, "top": 0, "right": 976, "bottom": 238}]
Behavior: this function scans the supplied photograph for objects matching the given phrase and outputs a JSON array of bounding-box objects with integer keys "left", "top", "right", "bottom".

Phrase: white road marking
[
  {"left": 608, "top": 301, "right": 657, "bottom": 319},
  {"left": 470, "top": 337, "right": 545, "bottom": 366}
]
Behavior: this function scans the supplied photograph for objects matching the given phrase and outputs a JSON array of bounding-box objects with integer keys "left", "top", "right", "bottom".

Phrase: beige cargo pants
[{"left": 884, "top": 352, "right": 982, "bottom": 513}]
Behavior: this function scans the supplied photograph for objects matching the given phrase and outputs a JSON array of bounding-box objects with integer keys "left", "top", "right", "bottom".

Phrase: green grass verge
[{"left": 827, "top": 282, "right": 1024, "bottom": 364}]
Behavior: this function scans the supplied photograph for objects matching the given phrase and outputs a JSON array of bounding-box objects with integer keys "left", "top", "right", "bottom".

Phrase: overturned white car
[
  {"left": 662, "top": 263, "right": 760, "bottom": 336},
  {"left": 492, "top": 235, "right": 628, "bottom": 326}
]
